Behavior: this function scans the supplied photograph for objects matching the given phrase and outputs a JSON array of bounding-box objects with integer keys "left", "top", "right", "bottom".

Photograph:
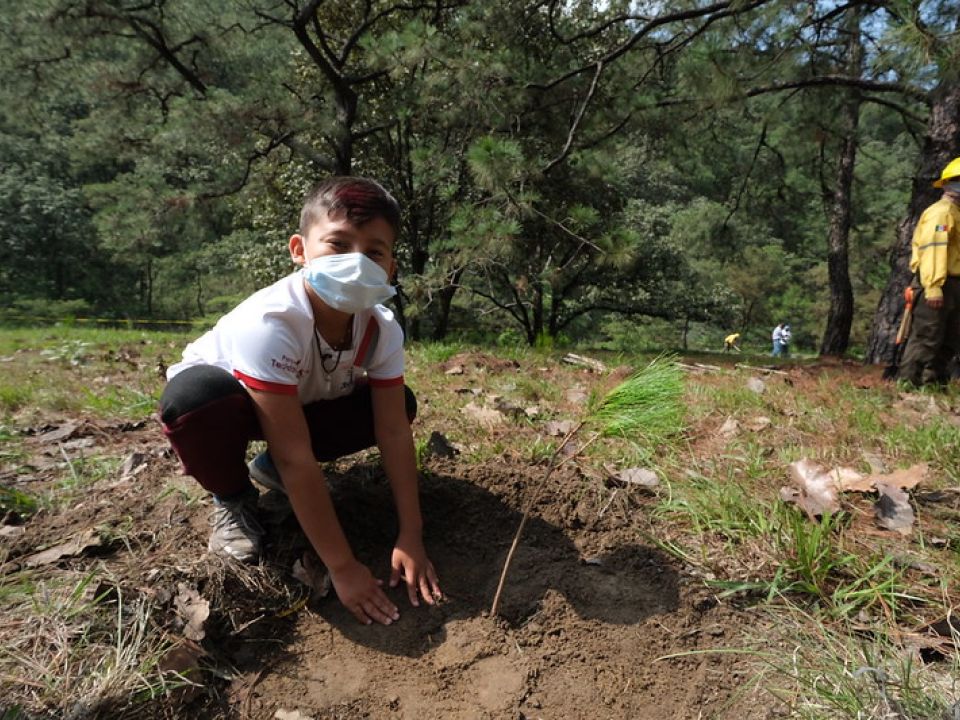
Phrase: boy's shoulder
[{"left": 227, "top": 273, "right": 311, "bottom": 325}]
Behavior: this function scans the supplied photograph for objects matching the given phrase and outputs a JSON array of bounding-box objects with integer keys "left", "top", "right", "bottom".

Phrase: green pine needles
[{"left": 590, "top": 355, "right": 685, "bottom": 443}]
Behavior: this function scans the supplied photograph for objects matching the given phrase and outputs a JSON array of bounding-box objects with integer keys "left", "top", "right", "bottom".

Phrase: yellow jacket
[{"left": 910, "top": 196, "right": 960, "bottom": 300}]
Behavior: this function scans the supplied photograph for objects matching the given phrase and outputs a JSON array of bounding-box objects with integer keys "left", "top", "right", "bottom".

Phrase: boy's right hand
[{"left": 330, "top": 560, "right": 400, "bottom": 626}]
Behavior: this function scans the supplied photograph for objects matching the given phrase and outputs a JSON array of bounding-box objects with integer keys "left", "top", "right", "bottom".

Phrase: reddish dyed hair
[{"left": 299, "top": 176, "right": 401, "bottom": 239}]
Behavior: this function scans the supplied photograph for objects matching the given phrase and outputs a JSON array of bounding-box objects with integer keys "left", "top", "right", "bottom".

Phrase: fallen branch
[
  {"left": 562, "top": 353, "right": 607, "bottom": 372},
  {"left": 676, "top": 362, "right": 722, "bottom": 373},
  {"left": 735, "top": 363, "right": 788, "bottom": 376}
]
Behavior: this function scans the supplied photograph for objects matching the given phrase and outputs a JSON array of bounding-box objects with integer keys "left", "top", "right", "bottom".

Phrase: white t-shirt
[{"left": 167, "top": 273, "right": 405, "bottom": 403}]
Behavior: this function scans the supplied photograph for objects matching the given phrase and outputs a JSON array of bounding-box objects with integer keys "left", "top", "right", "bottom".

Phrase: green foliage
[
  {"left": 0, "top": 0, "right": 954, "bottom": 351},
  {"left": 590, "top": 356, "right": 685, "bottom": 442},
  {"left": 0, "top": 486, "right": 38, "bottom": 518}
]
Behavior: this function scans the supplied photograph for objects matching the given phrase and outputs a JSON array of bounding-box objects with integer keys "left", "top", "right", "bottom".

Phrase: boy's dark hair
[{"left": 299, "top": 177, "right": 401, "bottom": 238}]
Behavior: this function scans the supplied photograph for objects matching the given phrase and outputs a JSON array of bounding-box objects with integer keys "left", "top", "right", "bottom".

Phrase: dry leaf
[
  {"left": 718, "top": 417, "right": 740, "bottom": 438},
  {"left": 565, "top": 387, "right": 588, "bottom": 404},
  {"left": 36, "top": 422, "right": 81, "bottom": 444},
  {"left": 158, "top": 641, "right": 205, "bottom": 703},
  {"left": 494, "top": 398, "right": 527, "bottom": 419},
  {"left": 869, "top": 464, "right": 927, "bottom": 490},
  {"left": 746, "top": 377, "right": 766, "bottom": 394},
  {"left": 544, "top": 420, "right": 576, "bottom": 437},
  {"left": 120, "top": 452, "right": 149, "bottom": 479},
  {"left": 22, "top": 528, "right": 102, "bottom": 567},
  {"left": 174, "top": 583, "right": 210, "bottom": 641},
  {"left": 609, "top": 467, "right": 659, "bottom": 489},
  {"left": 460, "top": 401, "right": 505, "bottom": 429},
  {"left": 425, "top": 431, "right": 457, "bottom": 459},
  {"left": 444, "top": 364, "right": 464, "bottom": 375},
  {"left": 875, "top": 482, "right": 914, "bottom": 535},
  {"left": 781, "top": 460, "right": 841, "bottom": 517},
  {"left": 291, "top": 552, "right": 331, "bottom": 598},
  {"left": 158, "top": 641, "right": 205, "bottom": 676},
  {"left": 744, "top": 416, "right": 772, "bottom": 432},
  {"left": 831, "top": 467, "right": 871, "bottom": 492}
]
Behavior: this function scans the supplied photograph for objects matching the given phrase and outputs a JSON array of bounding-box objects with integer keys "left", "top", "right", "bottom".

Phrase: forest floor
[{"left": 1, "top": 329, "right": 959, "bottom": 719}]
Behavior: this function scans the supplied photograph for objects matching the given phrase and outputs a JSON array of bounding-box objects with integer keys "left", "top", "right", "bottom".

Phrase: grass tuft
[{"left": 590, "top": 355, "right": 685, "bottom": 442}]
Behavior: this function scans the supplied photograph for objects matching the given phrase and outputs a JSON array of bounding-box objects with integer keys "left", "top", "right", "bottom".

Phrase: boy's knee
[
  {"left": 404, "top": 385, "right": 417, "bottom": 423},
  {"left": 160, "top": 365, "right": 246, "bottom": 424}
]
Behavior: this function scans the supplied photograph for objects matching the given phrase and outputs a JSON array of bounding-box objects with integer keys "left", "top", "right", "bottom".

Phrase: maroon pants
[{"left": 159, "top": 365, "right": 416, "bottom": 497}]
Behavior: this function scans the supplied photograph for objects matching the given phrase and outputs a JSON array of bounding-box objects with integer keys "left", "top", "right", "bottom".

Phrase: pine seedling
[{"left": 490, "top": 356, "right": 684, "bottom": 616}]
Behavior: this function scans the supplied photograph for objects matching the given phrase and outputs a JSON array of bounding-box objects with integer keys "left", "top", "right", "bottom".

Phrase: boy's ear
[{"left": 289, "top": 234, "right": 306, "bottom": 265}]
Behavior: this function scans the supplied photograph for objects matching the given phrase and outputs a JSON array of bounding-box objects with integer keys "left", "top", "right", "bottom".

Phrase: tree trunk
[
  {"left": 865, "top": 80, "right": 960, "bottom": 364},
  {"left": 819, "top": 9, "right": 862, "bottom": 357},
  {"left": 432, "top": 268, "right": 464, "bottom": 341}
]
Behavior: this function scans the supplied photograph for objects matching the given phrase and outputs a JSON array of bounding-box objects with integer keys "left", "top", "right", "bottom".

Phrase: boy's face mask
[{"left": 303, "top": 252, "right": 396, "bottom": 313}]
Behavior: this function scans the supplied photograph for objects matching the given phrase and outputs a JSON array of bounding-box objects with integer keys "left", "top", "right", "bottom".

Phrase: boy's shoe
[
  {"left": 248, "top": 451, "right": 285, "bottom": 494},
  {"left": 208, "top": 489, "right": 264, "bottom": 563}
]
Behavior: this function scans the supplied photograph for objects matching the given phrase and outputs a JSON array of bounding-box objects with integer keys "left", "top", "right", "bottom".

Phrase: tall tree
[{"left": 820, "top": 6, "right": 863, "bottom": 356}]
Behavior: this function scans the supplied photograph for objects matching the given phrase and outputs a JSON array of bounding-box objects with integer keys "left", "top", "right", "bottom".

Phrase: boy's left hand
[{"left": 390, "top": 533, "right": 442, "bottom": 607}]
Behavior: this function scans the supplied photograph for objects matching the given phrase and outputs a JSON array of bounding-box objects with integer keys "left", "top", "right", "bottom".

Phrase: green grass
[
  {"left": 762, "top": 608, "right": 959, "bottom": 719},
  {"left": 0, "top": 486, "right": 38, "bottom": 518},
  {"left": 3, "top": 326, "right": 960, "bottom": 717},
  {"left": 0, "top": 569, "right": 182, "bottom": 715},
  {"left": 885, "top": 420, "right": 960, "bottom": 481},
  {"left": 0, "top": 326, "right": 180, "bottom": 419}
]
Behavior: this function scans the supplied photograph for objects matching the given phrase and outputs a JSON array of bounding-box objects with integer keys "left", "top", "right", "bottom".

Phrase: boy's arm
[
  {"left": 248, "top": 388, "right": 400, "bottom": 626},
  {"left": 371, "top": 383, "right": 442, "bottom": 606}
]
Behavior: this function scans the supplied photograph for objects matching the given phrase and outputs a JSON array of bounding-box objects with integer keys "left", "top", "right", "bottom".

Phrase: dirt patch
[
  {"left": 1, "top": 416, "right": 771, "bottom": 719},
  {"left": 214, "top": 458, "right": 765, "bottom": 720}
]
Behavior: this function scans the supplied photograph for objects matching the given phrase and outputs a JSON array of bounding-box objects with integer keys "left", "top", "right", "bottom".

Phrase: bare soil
[{"left": 7, "top": 352, "right": 954, "bottom": 719}]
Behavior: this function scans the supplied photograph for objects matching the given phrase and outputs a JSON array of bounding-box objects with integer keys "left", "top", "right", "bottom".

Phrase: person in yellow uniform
[
  {"left": 898, "top": 157, "right": 960, "bottom": 387},
  {"left": 723, "top": 332, "right": 741, "bottom": 352}
]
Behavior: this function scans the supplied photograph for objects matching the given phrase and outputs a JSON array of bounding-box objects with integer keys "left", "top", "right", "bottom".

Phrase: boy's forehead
[{"left": 308, "top": 212, "right": 396, "bottom": 245}]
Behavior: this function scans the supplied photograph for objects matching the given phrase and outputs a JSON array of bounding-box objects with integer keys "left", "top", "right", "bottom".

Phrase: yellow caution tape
[{"left": 0, "top": 314, "right": 207, "bottom": 326}]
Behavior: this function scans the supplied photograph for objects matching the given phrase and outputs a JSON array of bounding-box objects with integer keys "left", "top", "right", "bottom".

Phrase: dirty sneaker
[
  {"left": 248, "top": 451, "right": 285, "bottom": 494},
  {"left": 208, "top": 489, "right": 264, "bottom": 562}
]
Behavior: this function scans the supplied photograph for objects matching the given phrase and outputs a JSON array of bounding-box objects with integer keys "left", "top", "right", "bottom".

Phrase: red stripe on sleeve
[
  {"left": 234, "top": 370, "right": 298, "bottom": 395},
  {"left": 369, "top": 376, "right": 404, "bottom": 388}
]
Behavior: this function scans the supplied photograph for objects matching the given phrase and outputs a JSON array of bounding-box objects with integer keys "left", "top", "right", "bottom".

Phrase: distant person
[
  {"left": 159, "top": 177, "right": 442, "bottom": 625},
  {"left": 898, "top": 157, "right": 960, "bottom": 388},
  {"left": 771, "top": 323, "right": 784, "bottom": 357},
  {"left": 723, "top": 333, "right": 741, "bottom": 353},
  {"left": 780, "top": 324, "right": 792, "bottom": 357}
]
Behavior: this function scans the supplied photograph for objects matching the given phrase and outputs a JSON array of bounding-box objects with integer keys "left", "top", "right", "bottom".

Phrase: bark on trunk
[
  {"left": 820, "top": 8, "right": 861, "bottom": 357},
  {"left": 865, "top": 80, "right": 960, "bottom": 364}
]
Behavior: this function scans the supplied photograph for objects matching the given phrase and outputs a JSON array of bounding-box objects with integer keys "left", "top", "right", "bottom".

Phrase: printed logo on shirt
[
  {"left": 935, "top": 224, "right": 949, "bottom": 232},
  {"left": 270, "top": 353, "right": 304, "bottom": 376}
]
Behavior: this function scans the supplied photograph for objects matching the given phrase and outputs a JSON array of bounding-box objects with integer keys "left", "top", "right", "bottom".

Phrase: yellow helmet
[{"left": 933, "top": 156, "right": 960, "bottom": 188}]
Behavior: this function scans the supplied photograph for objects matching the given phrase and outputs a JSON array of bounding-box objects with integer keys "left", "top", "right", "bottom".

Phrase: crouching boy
[{"left": 159, "top": 177, "right": 441, "bottom": 625}]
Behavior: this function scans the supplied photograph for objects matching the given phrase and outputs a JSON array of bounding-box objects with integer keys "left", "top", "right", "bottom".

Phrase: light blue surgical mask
[
  {"left": 944, "top": 181, "right": 960, "bottom": 194},
  {"left": 303, "top": 253, "right": 396, "bottom": 313}
]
